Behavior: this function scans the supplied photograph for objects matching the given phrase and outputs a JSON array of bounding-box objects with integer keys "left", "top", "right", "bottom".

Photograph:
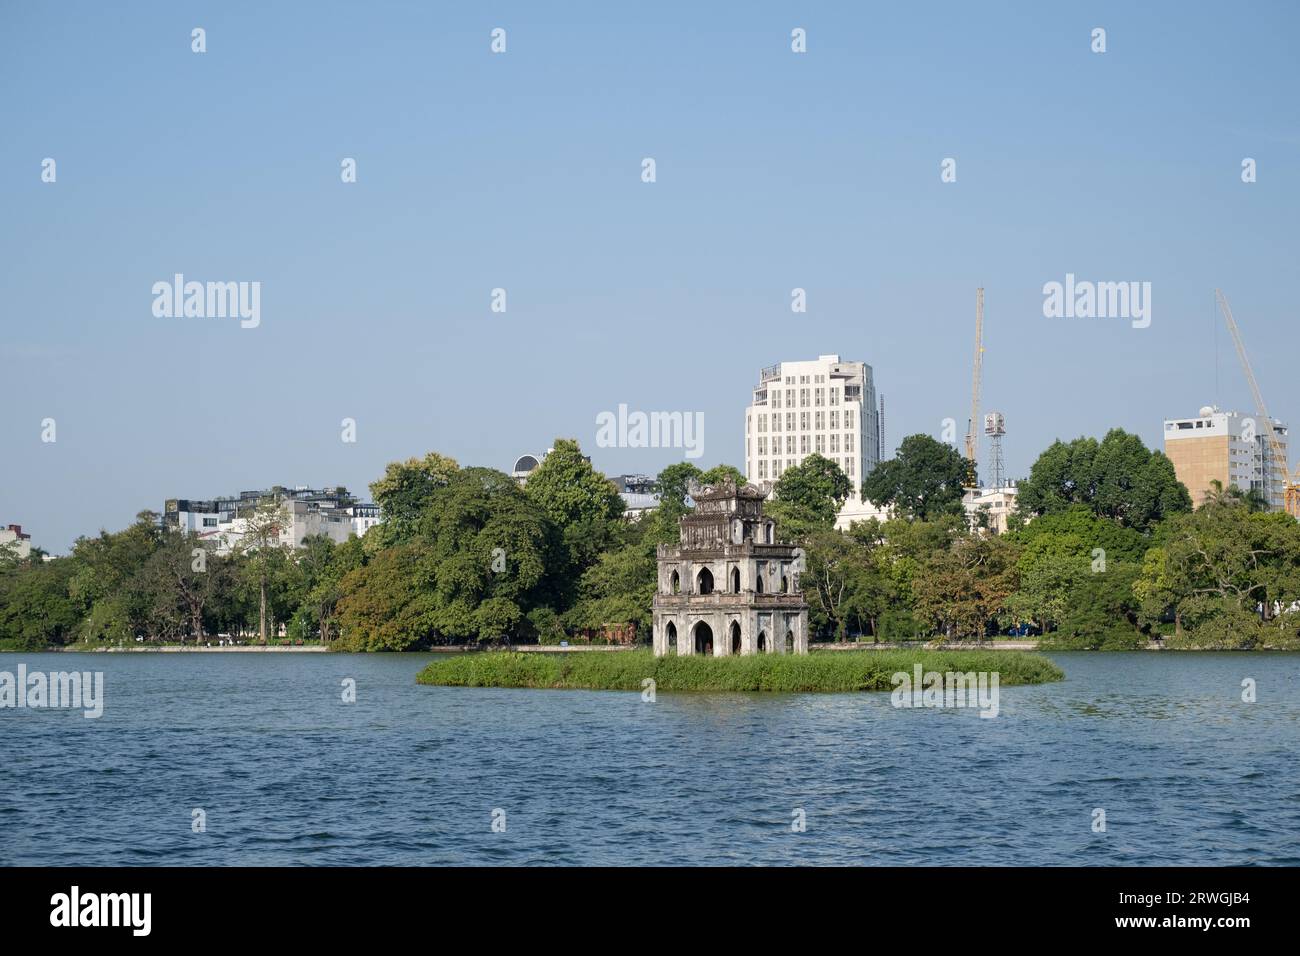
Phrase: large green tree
[
  {"left": 524, "top": 439, "right": 625, "bottom": 584},
  {"left": 367, "top": 452, "right": 460, "bottom": 548},
  {"left": 802, "top": 528, "right": 895, "bottom": 641},
  {"left": 643, "top": 462, "right": 702, "bottom": 545},
  {"left": 861, "top": 434, "right": 969, "bottom": 521},
  {"left": 0, "top": 558, "right": 81, "bottom": 649},
  {"left": 335, "top": 542, "right": 440, "bottom": 650},
  {"left": 767, "top": 453, "right": 852, "bottom": 538},
  {"left": 911, "top": 534, "right": 1020, "bottom": 640},
  {"left": 133, "top": 531, "right": 222, "bottom": 643},
  {"left": 67, "top": 510, "right": 162, "bottom": 642},
  {"left": 1134, "top": 495, "right": 1300, "bottom": 647},
  {"left": 1015, "top": 429, "right": 1191, "bottom": 533}
]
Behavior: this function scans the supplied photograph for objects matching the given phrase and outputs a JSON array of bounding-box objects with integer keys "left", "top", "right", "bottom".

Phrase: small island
[{"left": 415, "top": 648, "right": 1064, "bottom": 693}]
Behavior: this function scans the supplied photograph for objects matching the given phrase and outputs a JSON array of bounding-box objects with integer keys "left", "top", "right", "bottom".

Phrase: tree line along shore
[{"left": 4, "top": 429, "right": 1300, "bottom": 653}]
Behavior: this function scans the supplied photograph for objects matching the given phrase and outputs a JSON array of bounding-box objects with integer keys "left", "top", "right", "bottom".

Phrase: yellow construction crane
[
  {"left": 964, "top": 288, "right": 984, "bottom": 487},
  {"left": 1214, "top": 289, "right": 1300, "bottom": 516}
]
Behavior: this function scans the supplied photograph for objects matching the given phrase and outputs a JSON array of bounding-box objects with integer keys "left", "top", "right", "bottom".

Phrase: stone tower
[{"left": 652, "top": 480, "right": 808, "bottom": 657}]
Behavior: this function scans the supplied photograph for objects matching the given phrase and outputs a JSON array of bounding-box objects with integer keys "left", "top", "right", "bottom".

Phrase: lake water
[{"left": 1, "top": 651, "right": 1297, "bottom": 865}]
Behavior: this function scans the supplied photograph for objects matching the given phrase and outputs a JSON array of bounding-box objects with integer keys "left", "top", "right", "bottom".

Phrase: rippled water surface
[{"left": 1, "top": 651, "right": 1297, "bottom": 865}]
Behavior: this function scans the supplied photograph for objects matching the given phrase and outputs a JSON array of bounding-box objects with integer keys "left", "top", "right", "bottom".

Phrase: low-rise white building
[
  {"left": 834, "top": 495, "right": 896, "bottom": 531},
  {"left": 963, "top": 483, "right": 1019, "bottom": 535},
  {"left": 166, "top": 487, "right": 379, "bottom": 555},
  {"left": 0, "top": 524, "right": 32, "bottom": 561}
]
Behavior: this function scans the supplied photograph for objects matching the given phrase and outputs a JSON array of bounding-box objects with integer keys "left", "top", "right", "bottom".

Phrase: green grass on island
[{"left": 416, "top": 649, "right": 1065, "bottom": 693}]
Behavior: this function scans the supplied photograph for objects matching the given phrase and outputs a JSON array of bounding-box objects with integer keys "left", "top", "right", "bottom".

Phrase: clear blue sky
[{"left": 4, "top": 1, "right": 1299, "bottom": 552}]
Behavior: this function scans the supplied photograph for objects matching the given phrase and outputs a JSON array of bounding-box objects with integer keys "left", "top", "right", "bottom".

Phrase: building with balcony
[{"left": 744, "top": 354, "right": 881, "bottom": 524}]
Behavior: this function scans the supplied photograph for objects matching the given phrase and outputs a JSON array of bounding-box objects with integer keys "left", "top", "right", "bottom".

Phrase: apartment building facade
[
  {"left": 1163, "top": 406, "right": 1290, "bottom": 510},
  {"left": 744, "top": 354, "right": 881, "bottom": 517}
]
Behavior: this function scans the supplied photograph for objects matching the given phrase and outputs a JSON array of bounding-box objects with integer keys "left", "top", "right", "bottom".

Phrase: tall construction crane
[
  {"left": 963, "top": 288, "right": 984, "bottom": 488},
  {"left": 1214, "top": 289, "right": 1300, "bottom": 516}
]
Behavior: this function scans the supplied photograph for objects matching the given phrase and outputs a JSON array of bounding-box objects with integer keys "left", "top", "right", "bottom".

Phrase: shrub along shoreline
[{"left": 415, "top": 649, "right": 1064, "bottom": 693}]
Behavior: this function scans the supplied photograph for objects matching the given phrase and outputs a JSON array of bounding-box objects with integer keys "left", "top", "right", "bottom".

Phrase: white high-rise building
[{"left": 744, "top": 355, "right": 881, "bottom": 516}]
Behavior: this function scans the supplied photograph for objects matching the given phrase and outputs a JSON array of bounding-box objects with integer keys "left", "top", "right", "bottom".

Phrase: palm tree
[{"left": 1203, "top": 479, "right": 1271, "bottom": 513}]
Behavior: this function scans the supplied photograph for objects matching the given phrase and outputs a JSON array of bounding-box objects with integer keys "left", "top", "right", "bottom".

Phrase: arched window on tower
[
  {"left": 731, "top": 567, "right": 741, "bottom": 593},
  {"left": 670, "top": 570, "right": 680, "bottom": 594},
  {"left": 697, "top": 567, "right": 714, "bottom": 595}
]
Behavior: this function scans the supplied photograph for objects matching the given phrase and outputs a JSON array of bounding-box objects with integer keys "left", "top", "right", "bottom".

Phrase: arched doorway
[
  {"left": 757, "top": 631, "right": 767, "bottom": 653},
  {"left": 693, "top": 621, "right": 713, "bottom": 656},
  {"left": 670, "top": 570, "right": 680, "bottom": 594},
  {"left": 784, "top": 630, "right": 793, "bottom": 654},
  {"left": 666, "top": 621, "right": 677, "bottom": 654},
  {"left": 730, "top": 621, "right": 741, "bottom": 655},
  {"left": 731, "top": 567, "right": 741, "bottom": 593},
  {"left": 697, "top": 567, "right": 714, "bottom": 595},
  {"left": 756, "top": 573, "right": 764, "bottom": 594}
]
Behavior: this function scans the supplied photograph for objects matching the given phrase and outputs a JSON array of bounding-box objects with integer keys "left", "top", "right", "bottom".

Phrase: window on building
[
  {"left": 830, "top": 389, "right": 839, "bottom": 406},
  {"left": 815, "top": 434, "right": 824, "bottom": 453},
  {"left": 800, "top": 435, "right": 809, "bottom": 454},
  {"left": 815, "top": 411, "right": 824, "bottom": 429},
  {"left": 845, "top": 432, "right": 854, "bottom": 452},
  {"left": 846, "top": 410, "right": 855, "bottom": 429},
  {"left": 830, "top": 410, "right": 838, "bottom": 428},
  {"left": 786, "top": 435, "right": 796, "bottom": 454},
  {"left": 772, "top": 391, "right": 781, "bottom": 409},
  {"left": 800, "top": 412, "right": 809, "bottom": 430},
  {"left": 800, "top": 388, "right": 809, "bottom": 407},
  {"left": 815, "top": 388, "right": 824, "bottom": 406},
  {"left": 831, "top": 433, "right": 839, "bottom": 453}
]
